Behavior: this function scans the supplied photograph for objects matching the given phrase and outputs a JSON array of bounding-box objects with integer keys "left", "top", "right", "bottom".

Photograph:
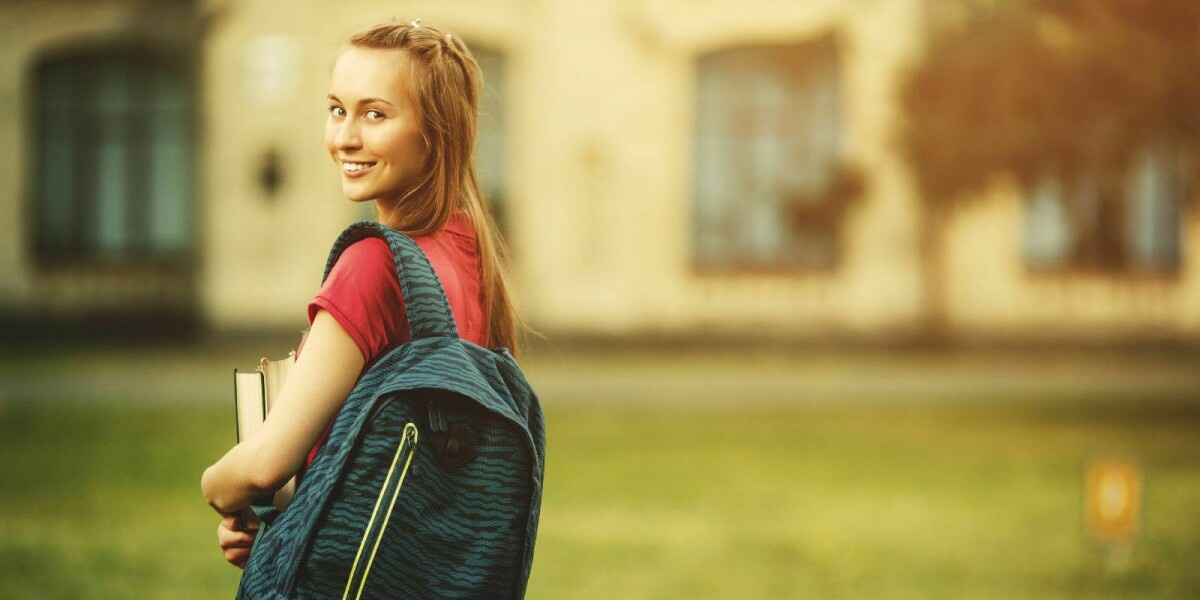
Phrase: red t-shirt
[{"left": 302, "top": 214, "right": 484, "bottom": 470}]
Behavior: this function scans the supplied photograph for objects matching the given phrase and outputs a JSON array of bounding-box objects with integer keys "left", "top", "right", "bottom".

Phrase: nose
[{"left": 335, "top": 116, "right": 361, "bottom": 151}]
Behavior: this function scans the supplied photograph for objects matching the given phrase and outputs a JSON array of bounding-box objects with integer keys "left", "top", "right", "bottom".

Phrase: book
[{"left": 233, "top": 351, "right": 297, "bottom": 528}]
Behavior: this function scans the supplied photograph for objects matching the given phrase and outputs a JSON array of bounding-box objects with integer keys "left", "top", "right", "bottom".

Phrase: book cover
[{"left": 233, "top": 351, "right": 297, "bottom": 528}]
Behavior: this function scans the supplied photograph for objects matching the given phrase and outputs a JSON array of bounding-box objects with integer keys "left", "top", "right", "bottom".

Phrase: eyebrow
[{"left": 327, "top": 93, "right": 396, "bottom": 107}]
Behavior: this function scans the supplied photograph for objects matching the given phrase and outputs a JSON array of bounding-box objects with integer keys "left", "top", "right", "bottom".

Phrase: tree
[{"left": 899, "top": 0, "right": 1200, "bottom": 332}]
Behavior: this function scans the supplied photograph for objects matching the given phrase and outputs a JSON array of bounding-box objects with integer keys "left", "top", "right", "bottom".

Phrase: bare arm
[{"left": 202, "top": 310, "right": 365, "bottom": 514}]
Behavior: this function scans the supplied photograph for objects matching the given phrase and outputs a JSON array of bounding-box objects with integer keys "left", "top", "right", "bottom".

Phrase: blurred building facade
[{"left": 1, "top": 0, "right": 1197, "bottom": 343}]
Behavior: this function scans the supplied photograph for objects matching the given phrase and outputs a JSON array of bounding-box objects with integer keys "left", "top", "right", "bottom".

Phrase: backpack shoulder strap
[{"left": 321, "top": 220, "right": 459, "bottom": 340}]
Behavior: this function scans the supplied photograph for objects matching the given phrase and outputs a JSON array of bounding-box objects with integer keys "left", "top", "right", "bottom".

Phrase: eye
[
  {"left": 365, "top": 109, "right": 385, "bottom": 120},
  {"left": 329, "top": 106, "right": 346, "bottom": 118}
]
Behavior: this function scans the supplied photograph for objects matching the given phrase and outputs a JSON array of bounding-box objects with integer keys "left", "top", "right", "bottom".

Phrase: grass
[
  {"left": 0, "top": 401, "right": 240, "bottom": 599},
  {"left": 1, "top": 397, "right": 1199, "bottom": 598}
]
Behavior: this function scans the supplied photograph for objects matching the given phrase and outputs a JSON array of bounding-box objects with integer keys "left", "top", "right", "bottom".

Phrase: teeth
[{"left": 343, "top": 162, "right": 374, "bottom": 172}]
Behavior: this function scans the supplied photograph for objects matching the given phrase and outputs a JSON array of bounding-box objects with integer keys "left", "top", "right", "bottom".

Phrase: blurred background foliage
[{"left": 904, "top": 0, "right": 1200, "bottom": 205}]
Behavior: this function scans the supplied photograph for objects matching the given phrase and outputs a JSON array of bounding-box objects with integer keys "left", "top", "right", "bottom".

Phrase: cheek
[{"left": 378, "top": 128, "right": 423, "bottom": 166}]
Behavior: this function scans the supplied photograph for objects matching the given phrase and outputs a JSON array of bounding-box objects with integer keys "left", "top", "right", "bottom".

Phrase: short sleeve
[
  {"left": 299, "top": 219, "right": 482, "bottom": 476},
  {"left": 307, "top": 237, "right": 408, "bottom": 364}
]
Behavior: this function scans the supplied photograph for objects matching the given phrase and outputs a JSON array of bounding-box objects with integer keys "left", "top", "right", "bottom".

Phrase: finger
[
  {"left": 221, "top": 514, "right": 241, "bottom": 532},
  {"left": 218, "top": 523, "right": 256, "bottom": 548},
  {"left": 219, "top": 531, "right": 255, "bottom": 549},
  {"left": 225, "top": 546, "right": 251, "bottom": 569}
]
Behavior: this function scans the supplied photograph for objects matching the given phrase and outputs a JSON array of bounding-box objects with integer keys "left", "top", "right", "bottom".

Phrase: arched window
[
  {"left": 693, "top": 37, "right": 847, "bottom": 271},
  {"left": 33, "top": 49, "right": 195, "bottom": 264}
]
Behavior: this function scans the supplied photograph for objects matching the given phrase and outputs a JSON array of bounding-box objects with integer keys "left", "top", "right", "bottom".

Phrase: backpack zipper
[{"left": 342, "top": 422, "right": 419, "bottom": 600}]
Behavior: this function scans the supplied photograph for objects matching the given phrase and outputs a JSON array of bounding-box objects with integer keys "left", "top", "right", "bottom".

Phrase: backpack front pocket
[{"left": 342, "top": 422, "right": 419, "bottom": 600}]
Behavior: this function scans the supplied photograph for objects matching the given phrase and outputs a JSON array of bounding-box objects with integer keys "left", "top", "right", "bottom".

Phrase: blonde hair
[{"left": 348, "top": 22, "right": 518, "bottom": 353}]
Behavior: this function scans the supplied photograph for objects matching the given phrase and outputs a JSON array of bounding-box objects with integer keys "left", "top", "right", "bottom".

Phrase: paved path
[
  {"left": 524, "top": 344, "right": 1200, "bottom": 407},
  {"left": 1, "top": 338, "right": 1197, "bottom": 407}
]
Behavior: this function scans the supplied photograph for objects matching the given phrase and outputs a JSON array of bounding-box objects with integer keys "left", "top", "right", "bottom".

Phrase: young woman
[{"left": 201, "top": 21, "right": 518, "bottom": 568}]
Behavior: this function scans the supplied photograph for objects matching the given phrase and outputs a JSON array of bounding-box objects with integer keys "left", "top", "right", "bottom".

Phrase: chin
[{"left": 341, "top": 184, "right": 373, "bottom": 203}]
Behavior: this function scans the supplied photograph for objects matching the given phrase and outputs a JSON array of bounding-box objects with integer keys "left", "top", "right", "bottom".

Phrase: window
[
  {"left": 693, "top": 37, "right": 848, "bottom": 271},
  {"left": 34, "top": 50, "right": 196, "bottom": 264},
  {"left": 1023, "top": 143, "right": 1188, "bottom": 273},
  {"left": 473, "top": 46, "right": 510, "bottom": 238}
]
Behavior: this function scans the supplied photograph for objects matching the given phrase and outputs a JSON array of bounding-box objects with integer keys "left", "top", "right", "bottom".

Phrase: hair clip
[
  {"left": 446, "top": 33, "right": 453, "bottom": 41},
  {"left": 411, "top": 18, "right": 421, "bottom": 28}
]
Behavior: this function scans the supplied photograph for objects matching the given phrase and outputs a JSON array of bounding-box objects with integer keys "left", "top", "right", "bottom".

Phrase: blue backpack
[{"left": 237, "top": 221, "right": 546, "bottom": 599}]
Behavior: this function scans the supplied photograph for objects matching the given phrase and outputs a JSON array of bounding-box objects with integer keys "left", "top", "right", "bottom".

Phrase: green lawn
[{"left": 2, "top": 398, "right": 1198, "bottom": 599}]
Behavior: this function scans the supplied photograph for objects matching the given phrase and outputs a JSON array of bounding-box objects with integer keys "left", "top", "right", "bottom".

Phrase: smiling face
[{"left": 325, "top": 47, "right": 428, "bottom": 207}]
